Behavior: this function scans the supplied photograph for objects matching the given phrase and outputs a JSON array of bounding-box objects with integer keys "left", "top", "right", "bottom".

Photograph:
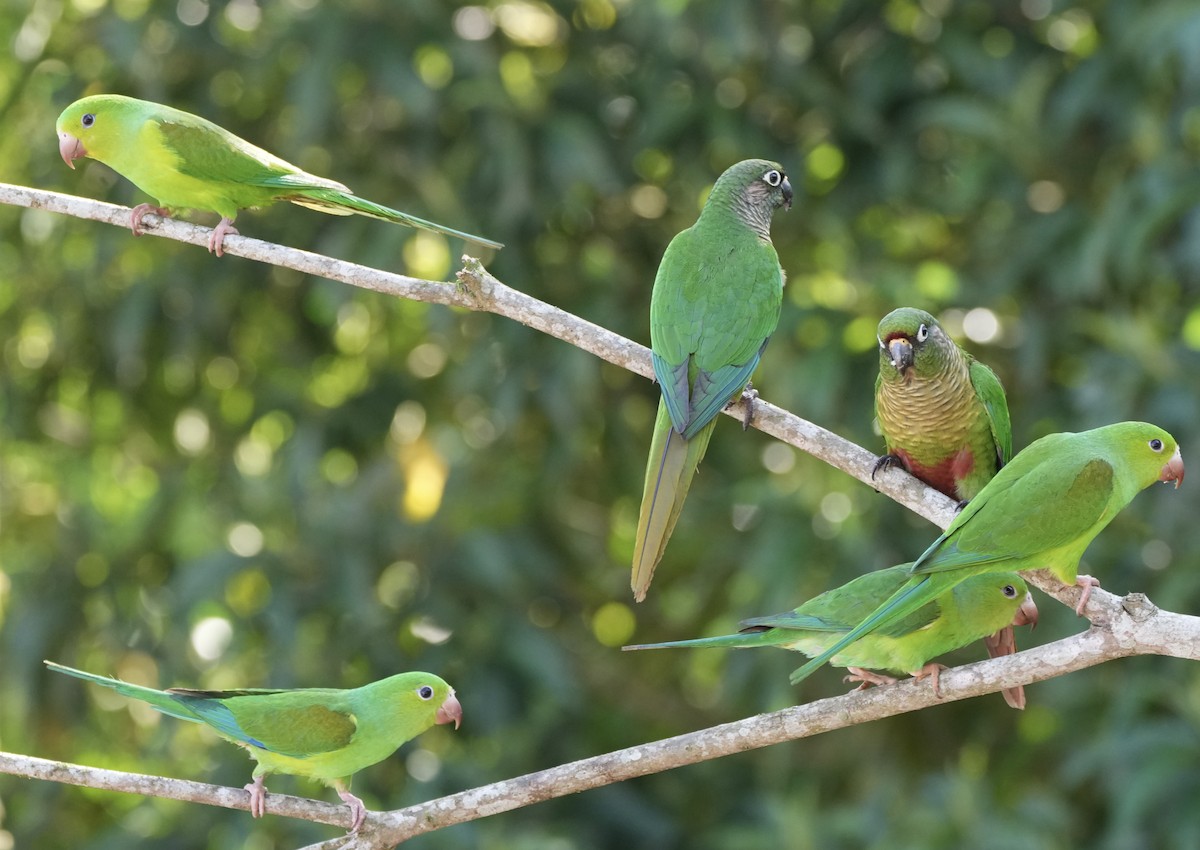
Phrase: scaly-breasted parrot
[
  {"left": 56, "top": 94, "right": 502, "bottom": 256},
  {"left": 788, "top": 421, "right": 1183, "bottom": 686},
  {"left": 625, "top": 565, "right": 1038, "bottom": 700},
  {"left": 631, "top": 159, "right": 792, "bottom": 601},
  {"left": 873, "top": 307, "right": 1012, "bottom": 503},
  {"left": 46, "top": 661, "right": 462, "bottom": 832}
]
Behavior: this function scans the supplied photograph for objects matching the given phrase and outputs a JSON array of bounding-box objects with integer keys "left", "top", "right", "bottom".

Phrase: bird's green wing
[
  {"left": 153, "top": 116, "right": 345, "bottom": 191},
  {"left": 650, "top": 230, "right": 782, "bottom": 438},
  {"left": 911, "top": 456, "right": 1115, "bottom": 576},
  {"left": 169, "top": 689, "right": 357, "bottom": 758},
  {"left": 968, "top": 357, "right": 1013, "bottom": 465}
]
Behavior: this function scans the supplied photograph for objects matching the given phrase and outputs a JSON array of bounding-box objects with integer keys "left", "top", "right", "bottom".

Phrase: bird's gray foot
[
  {"left": 871, "top": 453, "right": 905, "bottom": 481},
  {"left": 729, "top": 382, "right": 758, "bottom": 430}
]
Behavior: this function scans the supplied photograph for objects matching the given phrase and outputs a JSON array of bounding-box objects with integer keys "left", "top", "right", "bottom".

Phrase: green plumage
[
  {"left": 789, "top": 421, "right": 1184, "bottom": 686},
  {"left": 632, "top": 159, "right": 792, "bottom": 601},
  {"left": 46, "top": 661, "right": 461, "bottom": 831},
  {"left": 625, "top": 565, "right": 1036, "bottom": 685},
  {"left": 55, "top": 94, "right": 502, "bottom": 255},
  {"left": 874, "top": 308, "right": 1012, "bottom": 502}
]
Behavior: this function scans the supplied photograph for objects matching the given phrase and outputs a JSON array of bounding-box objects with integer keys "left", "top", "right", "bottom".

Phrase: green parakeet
[
  {"left": 624, "top": 566, "right": 1037, "bottom": 699},
  {"left": 631, "top": 159, "right": 792, "bottom": 601},
  {"left": 56, "top": 94, "right": 502, "bottom": 256},
  {"left": 46, "top": 661, "right": 462, "bottom": 832},
  {"left": 788, "top": 421, "right": 1183, "bottom": 686},
  {"left": 873, "top": 307, "right": 1012, "bottom": 503}
]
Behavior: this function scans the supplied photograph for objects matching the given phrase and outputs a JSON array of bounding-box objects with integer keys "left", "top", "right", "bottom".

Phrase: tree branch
[
  {"left": 0, "top": 182, "right": 956, "bottom": 529},
  {"left": 312, "top": 589, "right": 1197, "bottom": 849},
  {"left": 0, "top": 751, "right": 352, "bottom": 829},
  {"left": 2, "top": 184, "right": 1193, "bottom": 847},
  {"left": 4, "top": 589, "right": 1195, "bottom": 847}
]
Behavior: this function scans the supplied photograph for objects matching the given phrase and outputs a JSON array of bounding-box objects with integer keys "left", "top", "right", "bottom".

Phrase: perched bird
[
  {"left": 46, "top": 661, "right": 462, "bottom": 832},
  {"left": 788, "top": 421, "right": 1184, "bottom": 686},
  {"left": 873, "top": 307, "right": 1012, "bottom": 503},
  {"left": 631, "top": 159, "right": 792, "bottom": 601},
  {"left": 55, "top": 94, "right": 502, "bottom": 256},
  {"left": 625, "top": 565, "right": 1038, "bottom": 700}
]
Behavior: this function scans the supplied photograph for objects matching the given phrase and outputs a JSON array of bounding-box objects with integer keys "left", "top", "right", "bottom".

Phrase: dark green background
[{"left": 2, "top": 1, "right": 1199, "bottom": 847}]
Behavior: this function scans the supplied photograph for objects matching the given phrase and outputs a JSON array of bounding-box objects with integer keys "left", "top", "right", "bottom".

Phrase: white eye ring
[
  {"left": 763, "top": 169, "right": 783, "bottom": 187},
  {"left": 1149, "top": 438, "right": 1164, "bottom": 453},
  {"left": 1002, "top": 584, "right": 1017, "bottom": 598},
  {"left": 417, "top": 685, "right": 434, "bottom": 700},
  {"left": 916, "top": 324, "right": 930, "bottom": 343},
  {"left": 82, "top": 113, "right": 95, "bottom": 128}
]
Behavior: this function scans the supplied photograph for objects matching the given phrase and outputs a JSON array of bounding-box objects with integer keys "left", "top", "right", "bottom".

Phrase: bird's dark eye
[
  {"left": 916, "top": 324, "right": 929, "bottom": 343},
  {"left": 1003, "top": 584, "right": 1017, "bottom": 598},
  {"left": 81, "top": 113, "right": 95, "bottom": 128},
  {"left": 763, "top": 169, "right": 783, "bottom": 187},
  {"left": 417, "top": 685, "right": 434, "bottom": 700},
  {"left": 1149, "top": 439, "right": 1163, "bottom": 452}
]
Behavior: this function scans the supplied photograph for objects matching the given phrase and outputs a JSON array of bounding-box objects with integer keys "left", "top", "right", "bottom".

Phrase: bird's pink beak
[
  {"left": 1012, "top": 592, "right": 1039, "bottom": 630},
  {"left": 58, "top": 131, "right": 86, "bottom": 169},
  {"left": 1160, "top": 447, "right": 1184, "bottom": 489},
  {"left": 435, "top": 691, "right": 462, "bottom": 730}
]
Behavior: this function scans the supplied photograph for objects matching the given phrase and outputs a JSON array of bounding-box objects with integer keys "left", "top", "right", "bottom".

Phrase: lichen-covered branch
[
  {"left": 0, "top": 182, "right": 956, "bottom": 529},
  {"left": 4, "top": 588, "right": 1195, "bottom": 848},
  {"left": 0, "top": 751, "right": 351, "bottom": 829}
]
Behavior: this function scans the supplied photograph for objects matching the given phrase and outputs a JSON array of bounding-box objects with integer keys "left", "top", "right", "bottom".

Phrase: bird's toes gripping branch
[
  {"left": 842, "top": 667, "right": 898, "bottom": 691},
  {"left": 243, "top": 775, "right": 268, "bottom": 818},
  {"left": 338, "top": 789, "right": 368, "bottom": 834},
  {"left": 910, "top": 662, "right": 949, "bottom": 699},
  {"left": 1073, "top": 574, "right": 1102, "bottom": 616},
  {"left": 870, "top": 453, "right": 904, "bottom": 481},
  {"left": 728, "top": 382, "right": 759, "bottom": 430},
  {"left": 209, "top": 217, "right": 240, "bottom": 257},
  {"left": 129, "top": 204, "right": 170, "bottom": 236}
]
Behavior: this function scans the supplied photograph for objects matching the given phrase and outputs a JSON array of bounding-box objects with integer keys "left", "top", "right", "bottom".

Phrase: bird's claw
[
  {"left": 734, "top": 382, "right": 758, "bottom": 430},
  {"left": 129, "top": 204, "right": 169, "bottom": 236},
  {"left": 1073, "top": 574, "right": 1101, "bottom": 616},
  {"left": 871, "top": 454, "right": 904, "bottom": 482},
  {"left": 243, "top": 775, "right": 268, "bottom": 818},
  {"left": 209, "top": 217, "right": 239, "bottom": 257},
  {"left": 910, "top": 662, "right": 948, "bottom": 698},
  {"left": 338, "top": 789, "right": 368, "bottom": 833},
  {"left": 843, "top": 666, "right": 898, "bottom": 691}
]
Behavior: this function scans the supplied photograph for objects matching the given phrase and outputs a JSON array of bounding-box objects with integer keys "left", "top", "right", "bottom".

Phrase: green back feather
[{"left": 789, "top": 422, "right": 1178, "bottom": 685}]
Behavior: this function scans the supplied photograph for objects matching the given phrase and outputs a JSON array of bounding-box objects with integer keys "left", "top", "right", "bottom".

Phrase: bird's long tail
[
  {"left": 786, "top": 573, "right": 958, "bottom": 685},
  {"left": 631, "top": 403, "right": 716, "bottom": 602},
  {"left": 287, "top": 188, "right": 503, "bottom": 250},
  {"left": 44, "top": 661, "right": 200, "bottom": 723},
  {"left": 623, "top": 627, "right": 792, "bottom": 652}
]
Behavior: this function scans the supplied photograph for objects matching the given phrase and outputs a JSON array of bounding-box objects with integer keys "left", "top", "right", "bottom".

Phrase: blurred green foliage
[{"left": 2, "top": 0, "right": 1199, "bottom": 848}]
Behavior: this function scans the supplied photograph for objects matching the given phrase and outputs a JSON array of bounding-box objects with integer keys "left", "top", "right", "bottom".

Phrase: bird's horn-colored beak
[
  {"left": 436, "top": 691, "right": 462, "bottom": 730},
  {"left": 1160, "top": 446, "right": 1184, "bottom": 489},
  {"left": 1013, "top": 592, "right": 1039, "bottom": 630},
  {"left": 58, "top": 132, "right": 86, "bottom": 169},
  {"left": 886, "top": 337, "right": 914, "bottom": 372}
]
